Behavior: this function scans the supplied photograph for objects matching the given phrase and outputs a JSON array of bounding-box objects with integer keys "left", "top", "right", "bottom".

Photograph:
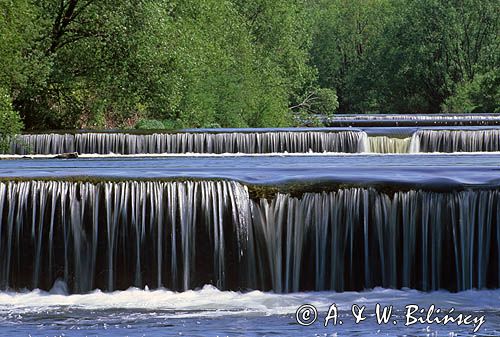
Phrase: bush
[
  {"left": 162, "top": 119, "right": 182, "bottom": 130},
  {"left": 0, "top": 88, "right": 23, "bottom": 151},
  {"left": 134, "top": 119, "right": 166, "bottom": 130},
  {"left": 442, "top": 70, "right": 500, "bottom": 113},
  {"left": 314, "top": 88, "right": 339, "bottom": 116},
  {"left": 201, "top": 122, "right": 222, "bottom": 129},
  {"left": 291, "top": 87, "right": 339, "bottom": 126}
]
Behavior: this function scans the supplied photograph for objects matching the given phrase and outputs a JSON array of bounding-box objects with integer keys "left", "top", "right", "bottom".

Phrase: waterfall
[
  {"left": 7, "top": 131, "right": 363, "bottom": 155},
  {"left": 359, "top": 133, "right": 419, "bottom": 154},
  {"left": 5, "top": 129, "right": 500, "bottom": 155},
  {"left": 325, "top": 114, "right": 500, "bottom": 127},
  {"left": 329, "top": 114, "right": 500, "bottom": 121},
  {"left": 248, "top": 188, "right": 500, "bottom": 292},
  {"left": 0, "top": 180, "right": 498, "bottom": 293},
  {"left": 416, "top": 129, "right": 500, "bottom": 152},
  {"left": 366, "top": 136, "right": 413, "bottom": 153},
  {"left": 363, "top": 129, "right": 500, "bottom": 153},
  {"left": 0, "top": 180, "right": 251, "bottom": 292}
]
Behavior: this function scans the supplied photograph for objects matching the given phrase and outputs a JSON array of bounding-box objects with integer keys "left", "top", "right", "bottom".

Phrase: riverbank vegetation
[{"left": 0, "top": 0, "right": 498, "bottom": 132}]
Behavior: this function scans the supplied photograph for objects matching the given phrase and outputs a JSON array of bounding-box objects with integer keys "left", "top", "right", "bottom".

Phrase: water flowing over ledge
[
  {"left": 1, "top": 179, "right": 499, "bottom": 294},
  {"left": 6, "top": 131, "right": 363, "bottom": 155},
  {"left": 416, "top": 129, "right": 500, "bottom": 152},
  {"left": 329, "top": 114, "right": 500, "bottom": 121},
  {"left": 4, "top": 128, "right": 500, "bottom": 154},
  {"left": 324, "top": 114, "right": 500, "bottom": 127}
]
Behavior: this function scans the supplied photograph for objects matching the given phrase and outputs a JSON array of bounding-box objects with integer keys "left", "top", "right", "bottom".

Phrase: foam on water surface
[
  {"left": 1, "top": 285, "right": 500, "bottom": 336},
  {"left": 0, "top": 284, "right": 499, "bottom": 316}
]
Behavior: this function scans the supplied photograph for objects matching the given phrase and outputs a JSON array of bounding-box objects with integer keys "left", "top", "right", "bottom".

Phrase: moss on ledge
[{"left": 0, "top": 176, "right": 495, "bottom": 200}]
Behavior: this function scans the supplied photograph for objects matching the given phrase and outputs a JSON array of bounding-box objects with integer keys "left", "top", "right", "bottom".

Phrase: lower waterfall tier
[{"left": 0, "top": 180, "right": 498, "bottom": 293}]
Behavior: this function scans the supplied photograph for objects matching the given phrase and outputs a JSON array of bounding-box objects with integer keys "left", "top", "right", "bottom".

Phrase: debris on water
[{"left": 54, "top": 152, "right": 78, "bottom": 159}]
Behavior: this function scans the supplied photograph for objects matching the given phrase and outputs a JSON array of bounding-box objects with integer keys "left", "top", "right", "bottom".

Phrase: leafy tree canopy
[{"left": 0, "top": 0, "right": 498, "bottom": 134}]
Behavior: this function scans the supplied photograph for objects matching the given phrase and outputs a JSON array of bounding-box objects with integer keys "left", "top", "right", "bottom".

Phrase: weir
[
  {"left": 6, "top": 131, "right": 363, "bottom": 155},
  {"left": 325, "top": 114, "right": 500, "bottom": 127},
  {"left": 4, "top": 128, "right": 500, "bottom": 155},
  {"left": 364, "top": 135, "right": 416, "bottom": 154},
  {"left": 416, "top": 129, "right": 500, "bottom": 153},
  {"left": 1, "top": 179, "right": 498, "bottom": 294}
]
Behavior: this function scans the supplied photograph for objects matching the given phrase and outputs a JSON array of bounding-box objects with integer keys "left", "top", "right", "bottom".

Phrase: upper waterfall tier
[
  {"left": 415, "top": 129, "right": 500, "bottom": 152},
  {"left": 6, "top": 131, "right": 363, "bottom": 155},
  {"left": 4, "top": 127, "right": 500, "bottom": 155},
  {"left": 324, "top": 113, "right": 500, "bottom": 126}
]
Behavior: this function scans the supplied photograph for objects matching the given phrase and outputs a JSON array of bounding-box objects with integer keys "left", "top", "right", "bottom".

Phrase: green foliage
[
  {"left": 291, "top": 87, "right": 339, "bottom": 127},
  {"left": 0, "top": 0, "right": 498, "bottom": 132},
  {"left": 313, "top": 88, "right": 339, "bottom": 116},
  {"left": 0, "top": 0, "right": 46, "bottom": 86},
  {"left": 3, "top": 0, "right": 317, "bottom": 130},
  {"left": 367, "top": 0, "right": 497, "bottom": 113},
  {"left": 0, "top": 88, "right": 23, "bottom": 150},
  {"left": 291, "top": 87, "right": 339, "bottom": 125},
  {"left": 310, "top": 0, "right": 390, "bottom": 113},
  {"left": 310, "top": 0, "right": 499, "bottom": 114},
  {"left": 201, "top": 122, "right": 222, "bottom": 129},
  {"left": 162, "top": 119, "right": 181, "bottom": 130},
  {"left": 443, "top": 70, "right": 500, "bottom": 113},
  {"left": 135, "top": 119, "right": 166, "bottom": 130}
]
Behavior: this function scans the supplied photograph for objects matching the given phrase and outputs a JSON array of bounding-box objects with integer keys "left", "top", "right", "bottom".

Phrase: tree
[
  {"left": 0, "top": 88, "right": 23, "bottom": 151},
  {"left": 0, "top": 0, "right": 37, "bottom": 139},
  {"left": 6, "top": 0, "right": 318, "bottom": 129},
  {"left": 309, "top": 0, "right": 499, "bottom": 114},
  {"left": 309, "top": 0, "right": 390, "bottom": 113},
  {"left": 13, "top": 0, "right": 155, "bottom": 129},
  {"left": 367, "top": 0, "right": 498, "bottom": 113},
  {"left": 235, "top": 0, "right": 317, "bottom": 124},
  {"left": 3, "top": 0, "right": 497, "bottom": 130},
  {"left": 290, "top": 87, "right": 339, "bottom": 124},
  {"left": 442, "top": 69, "right": 500, "bottom": 113}
]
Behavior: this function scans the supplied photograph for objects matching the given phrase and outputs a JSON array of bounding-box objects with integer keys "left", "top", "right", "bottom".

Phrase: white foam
[
  {"left": 2, "top": 151, "right": 500, "bottom": 160},
  {"left": 1, "top": 284, "right": 499, "bottom": 318}
]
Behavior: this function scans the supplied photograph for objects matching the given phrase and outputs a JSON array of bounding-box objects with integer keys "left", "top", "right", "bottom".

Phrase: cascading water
[
  {"left": 249, "top": 188, "right": 500, "bottom": 292},
  {"left": 1, "top": 180, "right": 498, "bottom": 294},
  {"left": 329, "top": 114, "right": 500, "bottom": 121},
  {"left": 350, "top": 130, "right": 500, "bottom": 154},
  {"left": 4, "top": 129, "right": 500, "bottom": 155},
  {"left": 364, "top": 136, "right": 414, "bottom": 153},
  {"left": 0, "top": 180, "right": 251, "bottom": 293},
  {"left": 324, "top": 114, "right": 500, "bottom": 127},
  {"left": 6, "top": 131, "right": 363, "bottom": 155},
  {"left": 416, "top": 129, "right": 500, "bottom": 152}
]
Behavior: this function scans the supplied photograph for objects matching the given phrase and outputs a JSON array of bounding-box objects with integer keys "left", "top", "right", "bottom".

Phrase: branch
[
  {"left": 289, "top": 92, "right": 317, "bottom": 111},
  {"left": 49, "top": 0, "right": 96, "bottom": 54}
]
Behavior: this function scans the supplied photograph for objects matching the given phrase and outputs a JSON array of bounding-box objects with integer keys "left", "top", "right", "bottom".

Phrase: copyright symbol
[{"left": 295, "top": 304, "right": 318, "bottom": 326}]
